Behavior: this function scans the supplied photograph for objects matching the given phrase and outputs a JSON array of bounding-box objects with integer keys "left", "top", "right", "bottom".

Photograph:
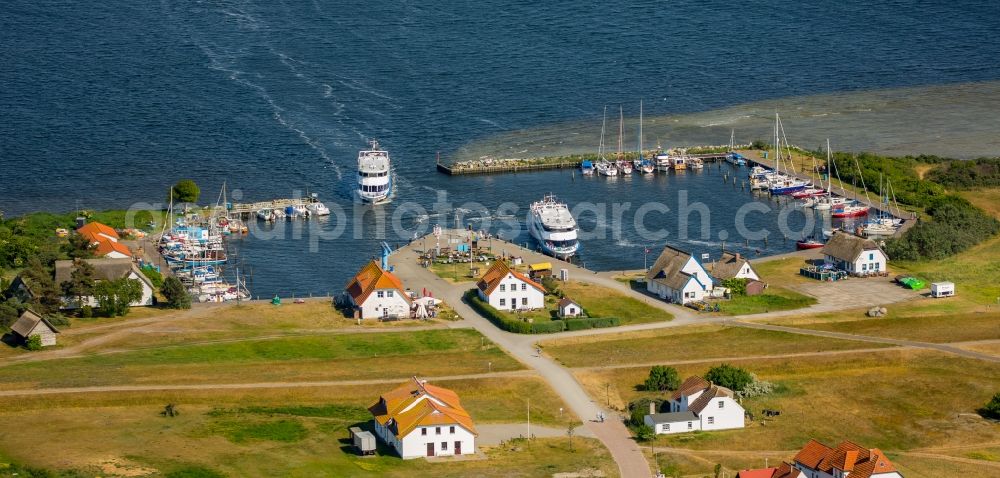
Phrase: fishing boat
[
  {"left": 796, "top": 237, "right": 825, "bottom": 249},
  {"left": 356, "top": 139, "right": 392, "bottom": 204},
  {"left": 307, "top": 201, "right": 330, "bottom": 216},
  {"left": 527, "top": 194, "right": 579, "bottom": 259},
  {"left": 688, "top": 157, "right": 704, "bottom": 170},
  {"left": 580, "top": 159, "right": 595, "bottom": 175},
  {"left": 671, "top": 155, "right": 688, "bottom": 170},
  {"left": 654, "top": 151, "right": 672, "bottom": 171},
  {"left": 256, "top": 208, "right": 274, "bottom": 222}
]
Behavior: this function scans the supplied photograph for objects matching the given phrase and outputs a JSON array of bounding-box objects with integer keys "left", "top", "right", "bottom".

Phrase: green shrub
[
  {"left": 26, "top": 334, "right": 42, "bottom": 351},
  {"left": 141, "top": 267, "right": 164, "bottom": 289},
  {"left": 162, "top": 276, "right": 191, "bottom": 309},
  {"left": 721, "top": 278, "right": 748, "bottom": 296},
  {"left": 644, "top": 365, "right": 681, "bottom": 392},
  {"left": 530, "top": 320, "right": 566, "bottom": 333},
  {"left": 885, "top": 196, "right": 1000, "bottom": 260},
  {"left": 79, "top": 305, "right": 93, "bottom": 318},
  {"left": 981, "top": 392, "right": 1000, "bottom": 420},
  {"left": 463, "top": 290, "right": 531, "bottom": 334},
  {"left": 704, "top": 364, "right": 754, "bottom": 392},
  {"left": 565, "top": 317, "right": 621, "bottom": 331},
  {"left": 165, "top": 465, "right": 227, "bottom": 478}
]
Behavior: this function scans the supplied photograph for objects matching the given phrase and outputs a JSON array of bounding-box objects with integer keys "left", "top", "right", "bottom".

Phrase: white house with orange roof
[
  {"left": 369, "top": 377, "right": 477, "bottom": 459},
  {"left": 645, "top": 375, "right": 745, "bottom": 434},
  {"left": 476, "top": 260, "right": 545, "bottom": 311},
  {"left": 791, "top": 439, "right": 903, "bottom": 478},
  {"left": 77, "top": 221, "right": 132, "bottom": 258},
  {"left": 345, "top": 260, "right": 411, "bottom": 319}
]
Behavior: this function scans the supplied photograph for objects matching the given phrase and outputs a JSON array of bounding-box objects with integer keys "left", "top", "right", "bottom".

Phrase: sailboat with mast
[
  {"left": 767, "top": 113, "right": 810, "bottom": 195},
  {"left": 615, "top": 106, "right": 633, "bottom": 174},
  {"left": 634, "top": 100, "right": 654, "bottom": 174},
  {"left": 595, "top": 106, "right": 618, "bottom": 177}
]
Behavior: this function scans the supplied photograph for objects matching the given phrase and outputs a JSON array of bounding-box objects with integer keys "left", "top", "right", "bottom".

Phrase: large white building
[
  {"left": 369, "top": 377, "right": 477, "bottom": 459},
  {"left": 345, "top": 260, "right": 412, "bottom": 320},
  {"left": 645, "top": 246, "right": 714, "bottom": 304},
  {"left": 54, "top": 258, "right": 155, "bottom": 309},
  {"left": 645, "top": 376, "right": 745, "bottom": 434},
  {"left": 476, "top": 260, "right": 545, "bottom": 311},
  {"left": 821, "top": 232, "right": 888, "bottom": 276}
]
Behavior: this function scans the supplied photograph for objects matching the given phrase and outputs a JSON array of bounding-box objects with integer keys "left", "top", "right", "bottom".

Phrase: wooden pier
[{"left": 227, "top": 198, "right": 320, "bottom": 217}]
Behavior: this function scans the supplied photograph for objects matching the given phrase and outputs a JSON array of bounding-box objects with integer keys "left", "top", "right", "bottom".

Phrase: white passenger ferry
[
  {"left": 528, "top": 194, "right": 580, "bottom": 259},
  {"left": 356, "top": 139, "right": 392, "bottom": 204}
]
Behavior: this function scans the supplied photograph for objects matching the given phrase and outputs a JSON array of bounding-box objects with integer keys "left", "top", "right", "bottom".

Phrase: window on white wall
[
  {"left": 500, "top": 284, "right": 506, "bottom": 292},
  {"left": 499, "top": 298, "right": 506, "bottom": 306},
  {"left": 521, "top": 283, "right": 526, "bottom": 291}
]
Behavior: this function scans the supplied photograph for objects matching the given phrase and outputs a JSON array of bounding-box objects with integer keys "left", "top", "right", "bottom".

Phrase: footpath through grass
[
  {"left": 0, "top": 328, "right": 523, "bottom": 388},
  {"left": 540, "top": 325, "right": 888, "bottom": 368}
]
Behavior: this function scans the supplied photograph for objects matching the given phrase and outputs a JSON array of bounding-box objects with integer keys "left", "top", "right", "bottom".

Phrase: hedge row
[{"left": 462, "top": 290, "right": 620, "bottom": 334}]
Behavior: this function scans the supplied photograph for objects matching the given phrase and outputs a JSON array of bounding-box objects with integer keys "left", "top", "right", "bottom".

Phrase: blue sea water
[{"left": 3, "top": 0, "right": 1000, "bottom": 295}]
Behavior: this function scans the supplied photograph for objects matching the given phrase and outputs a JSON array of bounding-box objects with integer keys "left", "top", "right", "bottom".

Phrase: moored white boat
[{"left": 528, "top": 194, "right": 580, "bottom": 259}]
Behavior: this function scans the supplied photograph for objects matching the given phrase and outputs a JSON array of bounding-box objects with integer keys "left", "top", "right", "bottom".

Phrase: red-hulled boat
[
  {"left": 790, "top": 187, "right": 827, "bottom": 198},
  {"left": 796, "top": 238, "right": 825, "bottom": 249},
  {"left": 831, "top": 204, "right": 870, "bottom": 218}
]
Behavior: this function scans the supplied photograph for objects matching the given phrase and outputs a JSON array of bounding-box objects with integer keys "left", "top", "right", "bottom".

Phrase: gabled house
[
  {"left": 476, "top": 260, "right": 545, "bottom": 311},
  {"left": 369, "top": 377, "right": 477, "bottom": 459},
  {"left": 645, "top": 376, "right": 745, "bottom": 434},
  {"left": 557, "top": 298, "right": 583, "bottom": 318},
  {"left": 645, "top": 246, "right": 714, "bottom": 304},
  {"left": 10, "top": 309, "right": 60, "bottom": 347},
  {"left": 54, "top": 258, "right": 155, "bottom": 309},
  {"left": 3, "top": 275, "right": 38, "bottom": 303},
  {"left": 77, "top": 221, "right": 120, "bottom": 243},
  {"left": 705, "top": 252, "right": 760, "bottom": 282},
  {"left": 792, "top": 439, "right": 902, "bottom": 478},
  {"left": 821, "top": 232, "right": 888, "bottom": 275},
  {"left": 345, "top": 260, "right": 411, "bottom": 319},
  {"left": 93, "top": 238, "right": 133, "bottom": 259}
]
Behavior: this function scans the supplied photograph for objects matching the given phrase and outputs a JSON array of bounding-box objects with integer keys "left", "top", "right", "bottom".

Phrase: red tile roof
[
  {"left": 77, "top": 221, "right": 119, "bottom": 240},
  {"left": 368, "top": 377, "right": 476, "bottom": 439},
  {"left": 94, "top": 238, "right": 132, "bottom": 257},
  {"left": 735, "top": 468, "right": 776, "bottom": 478},
  {"left": 476, "top": 260, "right": 544, "bottom": 296},
  {"left": 345, "top": 260, "right": 410, "bottom": 305},
  {"left": 794, "top": 439, "right": 898, "bottom": 478}
]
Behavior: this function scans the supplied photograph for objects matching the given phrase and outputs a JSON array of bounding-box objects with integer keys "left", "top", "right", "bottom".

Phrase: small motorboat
[
  {"left": 796, "top": 237, "right": 825, "bottom": 249},
  {"left": 580, "top": 160, "right": 595, "bottom": 175}
]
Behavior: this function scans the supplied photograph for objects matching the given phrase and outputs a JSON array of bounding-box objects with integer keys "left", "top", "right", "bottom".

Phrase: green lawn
[
  {"left": 0, "top": 329, "right": 523, "bottom": 388},
  {"left": 560, "top": 281, "right": 672, "bottom": 324},
  {"left": 576, "top": 349, "right": 1000, "bottom": 454},
  {"left": 540, "top": 325, "right": 888, "bottom": 368},
  {"left": 0, "top": 375, "right": 614, "bottom": 477},
  {"left": 712, "top": 286, "right": 817, "bottom": 316}
]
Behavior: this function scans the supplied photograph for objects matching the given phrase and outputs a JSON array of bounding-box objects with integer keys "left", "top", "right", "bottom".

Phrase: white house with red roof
[
  {"left": 476, "top": 260, "right": 545, "bottom": 311},
  {"left": 644, "top": 375, "right": 745, "bottom": 434},
  {"left": 77, "top": 221, "right": 133, "bottom": 259},
  {"left": 791, "top": 439, "right": 902, "bottom": 478},
  {"left": 369, "top": 377, "right": 477, "bottom": 459},
  {"left": 345, "top": 260, "right": 411, "bottom": 319}
]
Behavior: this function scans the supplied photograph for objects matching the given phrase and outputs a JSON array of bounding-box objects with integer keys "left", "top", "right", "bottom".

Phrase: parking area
[{"left": 786, "top": 275, "right": 923, "bottom": 312}]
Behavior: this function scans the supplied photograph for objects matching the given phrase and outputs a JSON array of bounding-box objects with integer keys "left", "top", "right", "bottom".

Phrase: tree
[
  {"left": 20, "top": 258, "right": 62, "bottom": 314},
  {"left": 704, "top": 364, "right": 755, "bottom": 393},
  {"left": 634, "top": 424, "right": 655, "bottom": 442},
  {"left": 714, "top": 463, "right": 722, "bottom": 478},
  {"left": 64, "top": 233, "right": 95, "bottom": 259},
  {"left": 566, "top": 421, "right": 579, "bottom": 452},
  {"left": 60, "top": 260, "right": 96, "bottom": 309},
  {"left": 982, "top": 393, "right": 1000, "bottom": 420},
  {"left": 161, "top": 276, "right": 191, "bottom": 309},
  {"left": 644, "top": 365, "right": 681, "bottom": 392},
  {"left": 93, "top": 278, "right": 143, "bottom": 317},
  {"left": 170, "top": 179, "right": 200, "bottom": 204}
]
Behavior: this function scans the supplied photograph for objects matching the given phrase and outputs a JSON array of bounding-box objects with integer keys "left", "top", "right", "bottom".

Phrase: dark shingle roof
[{"left": 646, "top": 411, "right": 698, "bottom": 424}]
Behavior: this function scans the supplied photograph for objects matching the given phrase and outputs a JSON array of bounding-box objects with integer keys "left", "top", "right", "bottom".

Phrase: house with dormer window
[
  {"left": 645, "top": 245, "right": 714, "bottom": 304},
  {"left": 369, "top": 377, "right": 477, "bottom": 459},
  {"left": 476, "top": 260, "right": 545, "bottom": 311},
  {"left": 644, "top": 375, "right": 745, "bottom": 434}
]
